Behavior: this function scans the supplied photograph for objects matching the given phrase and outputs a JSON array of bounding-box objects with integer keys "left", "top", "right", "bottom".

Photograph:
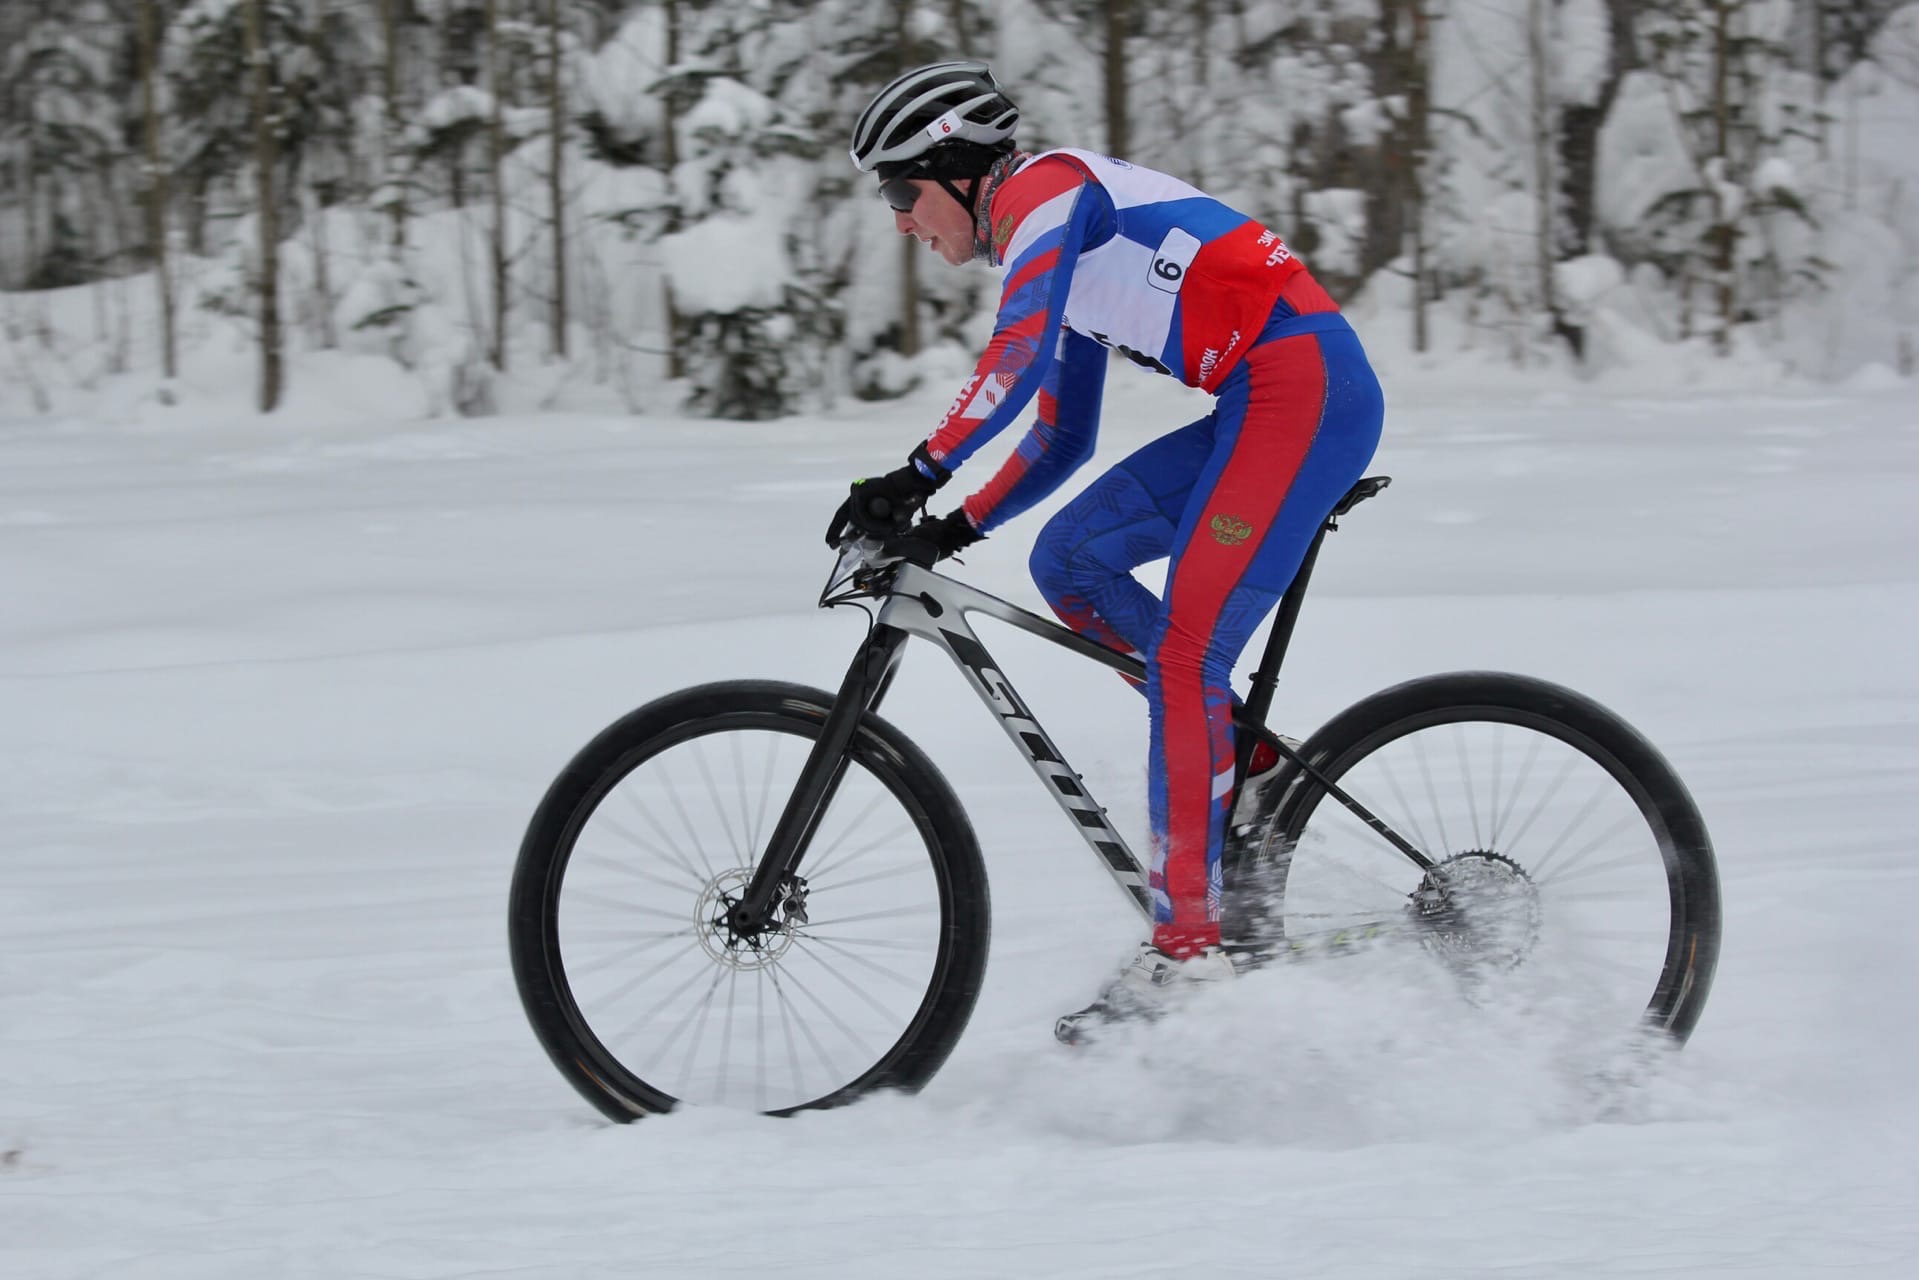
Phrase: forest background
[{"left": 2, "top": 0, "right": 1915, "bottom": 421}]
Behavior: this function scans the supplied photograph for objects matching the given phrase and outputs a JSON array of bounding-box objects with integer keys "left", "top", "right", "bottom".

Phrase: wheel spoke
[
  {"left": 1411, "top": 732, "right": 1453, "bottom": 856},
  {"left": 748, "top": 733, "right": 784, "bottom": 858},
  {"left": 1531, "top": 808, "right": 1647, "bottom": 882},
  {"left": 666, "top": 963, "right": 731, "bottom": 1091},
  {"left": 599, "top": 949, "right": 718, "bottom": 1047},
  {"left": 796, "top": 934, "right": 931, "bottom": 990},
  {"left": 787, "top": 939, "right": 915, "bottom": 1024},
  {"left": 566, "top": 928, "right": 700, "bottom": 978},
  {"left": 809, "top": 857, "right": 928, "bottom": 893},
  {"left": 717, "top": 968, "right": 740, "bottom": 1109},
  {"left": 690, "top": 736, "right": 744, "bottom": 860},
  {"left": 1492, "top": 730, "right": 1547, "bottom": 849},
  {"left": 1454, "top": 722, "right": 1483, "bottom": 848},
  {"left": 804, "top": 903, "right": 941, "bottom": 927},
  {"left": 1499, "top": 749, "right": 1581, "bottom": 857},
  {"left": 800, "top": 791, "right": 898, "bottom": 881},
  {"left": 1486, "top": 724, "right": 1507, "bottom": 850},
  {"left": 579, "top": 849, "right": 705, "bottom": 895},
  {"left": 1523, "top": 777, "right": 1618, "bottom": 878},
  {"left": 562, "top": 889, "right": 688, "bottom": 922},
  {"left": 795, "top": 931, "right": 936, "bottom": 954},
  {"left": 646, "top": 961, "right": 729, "bottom": 1083},
  {"left": 754, "top": 970, "right": 769, "bottom": 1113},
  {"left": 773, "top": 962, "right": 882, "bottom": 1077},
  {"left": 767, "top": 964, "right": 842, "bottom": 1095},
  {"left": 654, "top": 758, "right": 721, "bottom": 881},
  {"left": 1370, "top": 753, "right": 1438, "bottom": 861},
  {"left": 618, "top": 787, "right": 713, "bottom": 888}
]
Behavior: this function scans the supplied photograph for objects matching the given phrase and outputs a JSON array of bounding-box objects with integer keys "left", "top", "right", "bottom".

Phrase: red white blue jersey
[{"left": 926, "top": 149, "right": 1339, "bottom": 532}]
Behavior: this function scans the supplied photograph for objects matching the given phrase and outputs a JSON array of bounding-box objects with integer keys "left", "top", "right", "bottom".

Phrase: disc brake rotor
[{"left": 694, "top": 869, "right": 803, "bottom": 970}]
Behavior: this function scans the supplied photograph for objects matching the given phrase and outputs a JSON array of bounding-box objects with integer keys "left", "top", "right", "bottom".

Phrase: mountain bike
[{"left": 508, "top": 476, "right": 1722, "bottom": 1121}]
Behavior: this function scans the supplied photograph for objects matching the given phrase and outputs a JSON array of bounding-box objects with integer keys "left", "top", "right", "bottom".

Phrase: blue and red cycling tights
[{"left": 1030, "top": 311, "right": 1383, "bottom": 956}]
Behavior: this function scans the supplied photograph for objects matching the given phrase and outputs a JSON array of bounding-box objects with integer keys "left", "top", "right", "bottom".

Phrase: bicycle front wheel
[
  {"left": 509, "top": 680, "right": 989, "bottom": 1120},
  {"left": 1232, "top": 672, "right": 1719, "bottom": 1043}
]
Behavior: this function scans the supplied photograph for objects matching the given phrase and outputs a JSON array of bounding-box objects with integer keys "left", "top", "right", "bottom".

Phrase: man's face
[{"left": 887, "top": 178, "right": 975, "bottom": 266}]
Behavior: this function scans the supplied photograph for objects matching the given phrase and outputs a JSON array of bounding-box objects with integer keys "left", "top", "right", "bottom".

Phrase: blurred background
[{"left": 2, "top": 0, "right": 1915, "bottom": 423}]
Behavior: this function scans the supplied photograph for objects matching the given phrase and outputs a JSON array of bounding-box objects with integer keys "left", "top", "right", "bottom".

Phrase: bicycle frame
[{"left": 727, "top": 476, "right": 1411, "bottom": 937}]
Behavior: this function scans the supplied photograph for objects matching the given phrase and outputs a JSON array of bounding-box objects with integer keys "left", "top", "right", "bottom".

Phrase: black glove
[
  {"left": 824, "top": 445, "right": 950, "bottom": 545},
  {"left": 883, "top": 509, "right": 986, "bottom": 566}
]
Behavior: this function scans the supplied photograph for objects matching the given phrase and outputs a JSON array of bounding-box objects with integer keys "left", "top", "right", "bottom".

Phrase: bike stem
[{"left": 730, "top": 623, "right": 908, "bottom": 934}]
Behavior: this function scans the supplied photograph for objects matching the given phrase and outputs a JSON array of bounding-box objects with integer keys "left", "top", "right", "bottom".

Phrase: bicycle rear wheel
[
  {"left": 509, "top": 680, "right": 989, "bottom": 1119},
  {"left": 1228, "top": 671, "right": 1719, "bottom": 1043}
]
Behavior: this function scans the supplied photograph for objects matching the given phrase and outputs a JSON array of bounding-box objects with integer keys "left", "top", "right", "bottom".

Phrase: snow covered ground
[{"left": 5, "top": 371, "right": 1918, "bottom": 1277}]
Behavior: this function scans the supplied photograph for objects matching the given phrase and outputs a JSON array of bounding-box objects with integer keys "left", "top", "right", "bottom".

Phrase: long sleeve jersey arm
[
  {"left": 921, "top": 159, "right": 1109, "bottom": 481},
  {"left": 960, "top": 328, "right": 1106, "bottom": 532}
]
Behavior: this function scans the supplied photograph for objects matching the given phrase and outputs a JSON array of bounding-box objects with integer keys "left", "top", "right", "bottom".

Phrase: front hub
[{"left": 698, "top": 869, "right": 805, "bottom": 971}]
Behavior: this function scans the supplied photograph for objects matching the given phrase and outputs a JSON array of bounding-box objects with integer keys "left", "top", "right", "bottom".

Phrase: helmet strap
[{"left": 936, "top": 177, "right": 976, "bottom": 217}]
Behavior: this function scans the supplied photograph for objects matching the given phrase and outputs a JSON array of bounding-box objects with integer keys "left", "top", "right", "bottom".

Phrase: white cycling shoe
[{"left": 1053, "top": 942, "right": 1243, "bottom": 1045}]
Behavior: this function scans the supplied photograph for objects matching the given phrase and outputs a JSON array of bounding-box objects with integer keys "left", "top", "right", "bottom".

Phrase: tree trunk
[
  {"left": 1559, "top": 0, "right": 1635, "bottom": 257},
  {"left": 379, "top": 0, "right": 407, "bottom": 251},
  {"left": 309, "top": 185, "right": 338, "bottom": 349},
  {"left": 186, "top": 171, "right": 208, "bottom": 256},
  {"left": 1407, "top": 0, "right": 1432, "bottom": 354},
  {"left": 139, "top": 0, "right": 177, "bottom": 379},
  {"left": 1711, "top": 0, "right": 1734, "bottom": 356},
  {"left": 1104, "top": 0, "right": 1130, "bottom": 156},
  {"left": 1193, "top": 0, "right": 1210, "bottom": 86},
  {"left": 1528, "top": 0, "right": 1558, "bottom": 351},
  {"left": 1812, "top": 0, "right": 1829, "bottom": 160},
  {"left": 23, "top": 99, "right": 39, "bottom": 299},
  {"left": 948, "top": 0, "right": 970, "bottom": 49},
  {"left": 487, "top": 0, "right": 508, "bottom": 372},
  {"left": 88, "top": 178, "right": 111, "bottom": 349},
  {"left": 548, "top": 0, "right": 567, "bottom": 359},
  {"left": 1556, "top": 0, "right": 1637, "bottom": 359},
  {"left": 662, "top": 0, "right": 684, "bottom": 379},
  {"left": 97, "top": 163, "right": 134, "bottom": 373},
  {"left": 248, "top": 0, "right": 283, "bottom": 411}
]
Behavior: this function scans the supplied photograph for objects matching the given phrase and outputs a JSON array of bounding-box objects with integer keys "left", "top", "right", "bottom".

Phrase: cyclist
[{"left": 832, "top": 61, "right": 1386, "bottom": 1043}]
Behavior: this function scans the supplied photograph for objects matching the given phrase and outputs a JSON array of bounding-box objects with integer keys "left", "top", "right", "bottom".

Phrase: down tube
[{"left": 877, "top": 590, "right": 1153, "bottom": 919}]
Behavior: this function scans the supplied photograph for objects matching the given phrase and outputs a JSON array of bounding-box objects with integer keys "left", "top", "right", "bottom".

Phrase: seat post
[
  {"left": 1232, "top": 476, "right": 1389, "bottom": 781},
  {"left": 1241, "top": 522, "right": 1328, "bottom": 733}
]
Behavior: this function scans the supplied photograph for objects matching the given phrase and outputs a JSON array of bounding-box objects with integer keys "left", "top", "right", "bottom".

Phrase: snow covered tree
[
  {"left": 661, "top": 70, "right": 834, "bottom": 419},
  {"left": 162, "top": 0, "right": 330, "bottom": 255},
  {"left": 1625, "top": 0, "right": 1824, "bottom": 353},
  {"left": 1, "top": 1, "right": 124, "bottom": 289},
  {"left": 651, "top": 0, "right": 1005, "bottom": 417},
  {"left": 1558, "top": 0, "right": 1638, "bottom": 304},
  {"left": 140, "top": 0, "right": 179, "bottom": 377},
  {"left": 486, "top": 0, "right": 508, "bottom": 370},
  {"left": 817, "top": 0, "right": 1002, "bottom": 389}
]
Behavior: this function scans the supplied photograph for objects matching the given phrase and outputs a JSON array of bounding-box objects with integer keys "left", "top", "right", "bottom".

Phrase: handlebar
[{"left": 818, "top": 531, "right": 943, "bottom": 610}]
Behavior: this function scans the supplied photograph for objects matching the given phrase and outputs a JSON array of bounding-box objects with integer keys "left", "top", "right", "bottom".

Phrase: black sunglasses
[{"left": 879, "top": 175, "right": 924, "bottom": 214}]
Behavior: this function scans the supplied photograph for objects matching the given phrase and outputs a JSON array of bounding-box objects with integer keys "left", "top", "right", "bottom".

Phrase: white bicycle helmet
[{"left": 849, "top": 60, "right": 1019, "bottom": 174}]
